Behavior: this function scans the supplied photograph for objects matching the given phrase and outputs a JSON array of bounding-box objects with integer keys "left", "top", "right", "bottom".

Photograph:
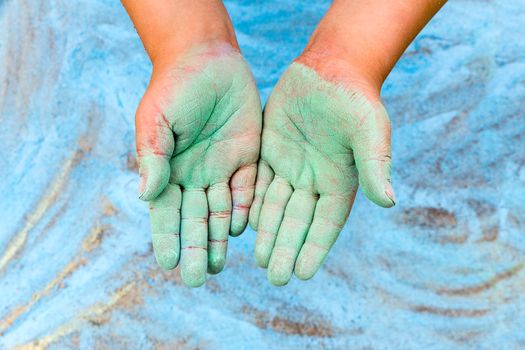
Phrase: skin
[
  {"left": 250, "top": 0, "right": 447, "bottom": 286},
  {"left": 122, "top": 0, "right": 446, "bottom": 287},
  {"left": 121, "top": 0, "right": 261, "bottom": 287},
  {"left": 249, "top": 63, "right": 392, "bottom": 286}
]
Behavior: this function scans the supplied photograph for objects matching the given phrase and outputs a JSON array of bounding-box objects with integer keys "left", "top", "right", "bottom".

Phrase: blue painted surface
[{"left": 1, "top": 0, "right": 524, "bottom": 349}]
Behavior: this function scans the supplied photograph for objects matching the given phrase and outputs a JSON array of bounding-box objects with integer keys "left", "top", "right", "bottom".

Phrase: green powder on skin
[
  {"left": 138, "top": 43, "right": 262, "bottom": 287},
  {"left": 250, "top": 62, "right": 395, "bottom": 286}
]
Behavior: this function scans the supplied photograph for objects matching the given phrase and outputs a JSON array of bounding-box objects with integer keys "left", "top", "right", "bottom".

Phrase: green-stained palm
[
  {"left": 250, "top": 63, "right": 395, "bottom": 286},
  {"left": 136, "top": 43, "right": 261, "bottom": 287}
]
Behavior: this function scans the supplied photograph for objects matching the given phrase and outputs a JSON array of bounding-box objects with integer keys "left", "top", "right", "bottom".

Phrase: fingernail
[
  {"left": 138, "top": 176, "right": 147, "bottom": 199},
  {"left": 385, "top": 186, "right": 396, "bottom": 206}
]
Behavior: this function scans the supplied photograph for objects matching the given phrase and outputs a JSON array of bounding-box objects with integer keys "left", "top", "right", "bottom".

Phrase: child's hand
[
  {"left": 248, "top": 0, "right": 445, "bottom": 286},
  {"left": 137, "top": 43, "right": 261, "bottom": 287},
  {"left": 249, "top": 58, "right": 394, "bottom": 286}
]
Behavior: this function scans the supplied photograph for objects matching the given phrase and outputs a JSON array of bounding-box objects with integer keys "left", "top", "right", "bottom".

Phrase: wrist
[
  {"left": 299, "top": 23, "right": 388, "bottom": 98},
  {"left": 296, "top": 38, "right": 383, "bottom": 102},
  {"left": 124, "top": 0, "right": 238, "bottom": 70},
  {"left": 149, "top": 21, "right": 238, "bottom": 71},
  {"left": 151, "top": 37, "right": 238, "bottom": 75},
  {"left": 298, "top": 0, "right": 446, "bottom": 92}
]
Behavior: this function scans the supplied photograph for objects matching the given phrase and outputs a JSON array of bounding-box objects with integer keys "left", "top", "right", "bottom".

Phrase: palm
[
  {"left": 166, "top": 59, "right": 260, "bottom": 188},
  {"left": 260, "top": 80, "right": 358, "bottom": 198},
  {"left": 249, "top": 63, "right": 394, "bottom": 286},
  {"left": 137, "top": 44, "right": 261, "bottom": 287}
]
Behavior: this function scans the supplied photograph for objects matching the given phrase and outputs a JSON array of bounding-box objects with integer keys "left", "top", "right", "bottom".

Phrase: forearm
[
  {"left": 299, "top": 0, "right": 446, "bottom": 93},
  {"left": 121, "top": 0, "right": 238, "bottom": 68}
]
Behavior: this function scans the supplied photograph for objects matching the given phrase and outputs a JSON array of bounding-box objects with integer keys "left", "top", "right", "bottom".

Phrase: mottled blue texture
[{"left": 1, "top": 1, "right": 524, "bottom": 349}]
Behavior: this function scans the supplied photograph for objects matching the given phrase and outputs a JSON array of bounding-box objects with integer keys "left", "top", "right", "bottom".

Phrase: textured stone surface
[{"left": 1, "top": 0, "right": 524, "bottom": 349}]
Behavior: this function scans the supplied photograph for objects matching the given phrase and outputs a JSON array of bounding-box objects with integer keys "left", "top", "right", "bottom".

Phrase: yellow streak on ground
[
  {"left": 0, "top": 225, "right": 106, "bottom": 333},
  {"left": 0, "top": 152, "right": 79, "bottom": 275},
  {"left": 82, "top": 225, "right": 108, "bottom": 252},
  {"left": 13, "top": 282, "right": 135, "bottom": 350},
  {"left": 0, "top": 259, "right": 84, "bottom": 333}
]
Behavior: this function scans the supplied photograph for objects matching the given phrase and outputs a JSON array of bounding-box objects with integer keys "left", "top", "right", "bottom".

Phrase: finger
[
  {"left": 148, "top": 183, "right": 182, "bottom": 270},
  {"left": 254, "top": 177, "right": 293, "bottom": 268},
  {"left": 136, "top": 101, "right": 174, "bottom": 201},
  {"left": 248, "top": 161, "right": 274, "bottom": 230},
  {"left": 180, "top": 188, "right": 208, "bottom": 287},
  {"left": 207, "top": 182, "right": 231, "bottom": 274},
  {"left": 267, "top": 190, "right": 317, "bottom": 286},
  {"left": 350, "top": 104, "right": 395, "bottom": 208},
  {"left": 294, "top": 193, "right": 355, "bottom": 280},
  {"left": 230, "top": 164, "right": 257, "bottom": 237}
]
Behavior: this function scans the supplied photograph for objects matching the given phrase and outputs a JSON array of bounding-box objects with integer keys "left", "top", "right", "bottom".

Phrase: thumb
[
  {"left": 351, "top": 103, "right": 395, "bottom": 208},
  {"left": 136, "top": 106, "right": 174, "bottom": 201}
]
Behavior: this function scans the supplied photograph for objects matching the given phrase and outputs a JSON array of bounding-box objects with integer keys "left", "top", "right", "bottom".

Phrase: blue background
[{"left": 1, "top": 1, "right": 524, "bottom": 349}]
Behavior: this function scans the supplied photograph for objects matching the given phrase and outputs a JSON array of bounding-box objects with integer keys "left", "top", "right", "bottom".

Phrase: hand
[
  {"left": 249, "top": 56, "right": 395, "bottom": 286},
  {"left": 247, "top": 0, "right": 445, "bottom": 287},
  {"left": 137, "top": 43, "right": 261, "bottom": 287}
]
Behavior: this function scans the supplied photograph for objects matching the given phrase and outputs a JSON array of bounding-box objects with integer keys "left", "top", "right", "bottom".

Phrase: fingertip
[
  {"left": 268, "top": 253, "right": 294, "bottom": 286},
  {"left": 207, "top": 253, "right": 226, "bottom": 275},
  {"left": 249, "top": 161, "right": 274, "bottom": 232},
  {"left": 155, "top": 254, "right": 179, "bottom": 271},
  {"left": 139, "top": 184, "right": 165, "bottom": 201},
  {"left": 138, "top": 156, "right": 171, "bottom": 201},
  {"left": 254, "top": 247, "right": 270, "bottom": 269},
  {"left": 294, "top": 248, "right": 321, "bottom": 281},
  {"left": 229, "top": 221, "right": 246, "bottom": 237},
  {"left": 294, "top": 259, "right": 315, "bottom": 281},
  {"left": 248, "top": 198, "right": 262, "bottom": 231},
  {"left": 360, "top": 178, "right": 396, "bottom": 209},
  {"left": 181, "top": 269, "right": 207, "bottom": 288},
  {"left": 248, "top": 216, "right": 258, "bottom": 232},
  {"left": 384, "top": 187, "right": 396, "bottom": 207},
  {"left": 267, "top": 271, "right": 291, "bottom": 287},
  {"left": 294, "top": 267, "right": 314, "bottom": 281},
  {"left": 207, "top": 242, "right": 227, "bottom": 276},
  {"left": 230, "top": 164, "right": 256, "bottom": 237},
  {"left": 152, "top": 237, "right": 180, "bottom": 270}
]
